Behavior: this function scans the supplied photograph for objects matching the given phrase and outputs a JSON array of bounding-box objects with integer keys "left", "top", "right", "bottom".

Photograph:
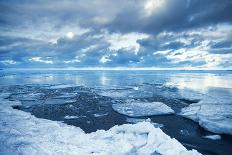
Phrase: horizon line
[{"left": 1, "top": 67, "right": 232, "bottom": 71}]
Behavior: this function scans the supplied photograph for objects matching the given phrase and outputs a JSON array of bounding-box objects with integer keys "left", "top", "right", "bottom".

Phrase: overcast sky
[{"left": 0, "top": 0, "right": 232, "bottom": 69}]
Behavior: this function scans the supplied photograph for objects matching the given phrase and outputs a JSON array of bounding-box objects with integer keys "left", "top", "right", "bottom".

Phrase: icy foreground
[
  {"left": 112, "top": 101, "right": 174, "bottom": 117},
  {"left": 0, "top": 93, "right": 200, "bottom": 155}
]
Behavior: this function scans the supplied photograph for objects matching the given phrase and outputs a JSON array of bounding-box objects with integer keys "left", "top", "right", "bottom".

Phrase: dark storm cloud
[
  {"left": 211, "top": 40, "right": 232, "bottom": 49},
  {"left": 107, "top": 0, "right": 232, "bottom": 34},
  {"left": 0, "top": 0, "right": 232, "bottom": 68},
  {"left": 138, "top": 38, "right": 186, "bottom": 51},
  {"left": 1, "top": 0, "right": 231, "bottom": 34},
  {"left": 208, "top": 39, "right": 232, "bottom": 54}
]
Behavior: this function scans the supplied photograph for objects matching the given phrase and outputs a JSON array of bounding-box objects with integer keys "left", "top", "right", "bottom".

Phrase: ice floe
[
  {"left": 203, "top": 134, "right": 221, "bottom": 140},
  {"left": 64, "top": 115, "right": 80, "bottom": 119},
  {"left": 9, "top": 92, "right": 45, "bottom": 101},
  {"left": 0, "top": 93, "right": 200, "bottom": 155},
  {"left": 112, "top": 101, "right": 174, "bottom": 117},
  {"left": 93, "top": 112, "right": 108, "bottom": 117},
  {"left": 179, "top": 88, "right": 232, "bottom": 135},
  {"left": 97, "top": 89, "right": 135, "bottom": 98},
  {"left": 49, "top": 84, "right": 74, "bottom": 89}
]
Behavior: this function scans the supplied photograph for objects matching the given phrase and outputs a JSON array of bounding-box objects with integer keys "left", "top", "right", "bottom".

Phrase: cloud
[
  {"left": 29, "top": 57, "right": 53, "bottom": 64},
  {"left": 0, "top": 60, "right": 17, "bottom": 65},
  {"left": 0, "top": 0, "right": 232, "bottom": 69},
  {"left": 99, "top": 55, "right": 111, "bottom": 64},
  {"left": 105, "top": 32, "right": 148, "bottom": 54}
]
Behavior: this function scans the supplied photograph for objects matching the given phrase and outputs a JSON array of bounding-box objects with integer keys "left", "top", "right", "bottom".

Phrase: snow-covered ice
[
  {"left": 179, "top": 88, "right": 232, "bottom": 135},
  {"left": 0, "top": 93, "right": 200, "bottom": 155},
  {"left": 180, "top": 102, "right": 232, "bottom": 135},
  {"left": 112, "top": 101, "right": 174, "bottom": 117}
]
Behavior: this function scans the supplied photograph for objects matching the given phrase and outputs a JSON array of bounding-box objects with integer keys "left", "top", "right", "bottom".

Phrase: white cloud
[
  {"left": 79, "top": 45, "right": 99, "bottom": 53},
  {"left": 203, "top": 53, "right": 232, "bottom": 69},
  {"left": 66, "top": 32, "right": 75, "bottom": 39},
  {"left": 159, "top": 48, "right": 232, "bottom": 69},
  {"left": 105, "top": 32, "right": 149, "bottom": 54},
  {"left": 0, "top": 60, "right": 17, "bottom": 65},
  {"left": 99, "top": 55, "right": 111, "bottom": 63},
  {"left": 1, "top": 23, "right": 90, "bottom": 44},
  {"left": 64, "top": 56, "right": 81, "bottom": 64},
  {"left": 29, "top": 57, "right": 53, "bottom": 64},
  {"left": 143, "top": 0, "right": 166, "bottom": 16}
]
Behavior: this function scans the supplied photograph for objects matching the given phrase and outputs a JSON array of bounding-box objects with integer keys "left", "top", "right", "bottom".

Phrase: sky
[{"left": 0, "top": 0, "right": 232, "bottom": 69}]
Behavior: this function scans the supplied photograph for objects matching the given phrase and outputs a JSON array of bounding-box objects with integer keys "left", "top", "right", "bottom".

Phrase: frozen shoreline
[{"left": 0, "top": 93, "right": 200, "bottom": 155}]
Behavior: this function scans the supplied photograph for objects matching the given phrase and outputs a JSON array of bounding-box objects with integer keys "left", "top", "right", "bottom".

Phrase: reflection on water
[
  {"left": 0, "top": 70, "right": 231, "bottom": 94},
  {"left": 100, "top": 73, "right": 110, "bottom": 86},
  {"left": 167, "top": 73, "right": 232, "bottom": 93}
]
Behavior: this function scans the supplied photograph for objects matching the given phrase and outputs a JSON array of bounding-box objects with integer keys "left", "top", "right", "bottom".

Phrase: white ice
[
  {"left": 64, "top": 115, "right": 80, "bottom": 119},
  {"left": 179, "top": 88, "right": 232, "bottom": 135},
  {"left": 203, "top": 135, "right": 221, "bottom": 140},
  {"left": 96, "top": 86, "right": 151, "bottom": 99},
  {"left": 126, "top": 118, "right": 164, "bottom": 128},
  {"left": 0, "top": 93, "right": 200, "bottom": 155},
  {"left": 10, "top": 92, "right": 45, "bottom": 103},
  {"left": 98, "top": 89, "right": 135, "bottom": 98},
  {"left": 112, "top": 101, "right": 174, "bottom": 117},
  {"left": 49, "top": 84, "right": 74, "bottom": 89},
  {"left": 93, "top": 113, "right": 108, "bottom": 117}
]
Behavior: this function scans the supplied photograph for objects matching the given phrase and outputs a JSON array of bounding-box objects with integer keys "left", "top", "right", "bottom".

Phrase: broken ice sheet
[
  {"left": 112, "top": 101, "right": 174, "bottom": 117},
  {"left": 180, "top": 88, "right": 232, "bottom": 135},
  {"left": 0, "top": 93, "right": 201, "bottom": 155}
]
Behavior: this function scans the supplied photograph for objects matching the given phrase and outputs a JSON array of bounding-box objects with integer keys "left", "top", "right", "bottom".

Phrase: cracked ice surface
[
  {"left": 112, "top": 101, "right": 174, "bottom": 117},
  {"left": 0, "top": 93, "right": 200, "bottom": 155}
]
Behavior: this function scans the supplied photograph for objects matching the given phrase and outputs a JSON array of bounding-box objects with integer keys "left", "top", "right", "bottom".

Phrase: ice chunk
[
  {"left": 180, "top": 88, "right": 232, "bottom": 135},
  {"left": 96, "top": 86, "right": 151, "bottom": 98},
  {"left": 64, "top": 115, "right": 79, "bottom": 119},
  {"left": 203, "top": 134, "right": 221, "bottom": 140},
  {"left": 93, "top": 112, "right": 108, "bottom": 117},
  {"left": 98, "top": 89, "right": 135, "bottom": 98},
  {"left": 126, "top": 117, "right": 151, "bottom": 123},
  {"left": 112, "top": 101, "right": 174, "bottom": 117},
  {"left": 180, "top": 103, "right": 232, "bottom": 135},
  {"left": 126, "top": 118, "right": 164, "bottom": 128},
  {"left": 49, "top": 84, "right": 74, "bottom": 89},
  {"left": 64, "top": 99, "right": 76, "bottom": 103},
  {"left": 0, "top": 93, "right": 200, "bottom": 155},
  {"left": 133, "top": 86, "right": 139, "bottom": 90},
  {"left": 126, "top": 117, "right": 152, "bottom": 123},
  {"left": 10, "top": 92, "right": 45, "bottom": 101},
  {"left": 0, "top": 93, "right": 11, "bottom": 99}
]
